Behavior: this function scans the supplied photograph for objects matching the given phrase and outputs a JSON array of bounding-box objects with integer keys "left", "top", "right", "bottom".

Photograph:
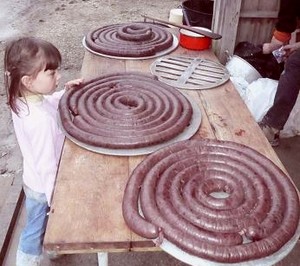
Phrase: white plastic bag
[
  {"left": 244, "top": 78, "right": 278, "bottom": 122},
  {"left": 239, "top": 77, "right": 300, "bottom": 138}
]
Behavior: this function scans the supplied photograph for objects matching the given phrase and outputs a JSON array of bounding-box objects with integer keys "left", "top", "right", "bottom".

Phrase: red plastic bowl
[{"left": 179, "top": 27, "right": 212, "bottom": 50}]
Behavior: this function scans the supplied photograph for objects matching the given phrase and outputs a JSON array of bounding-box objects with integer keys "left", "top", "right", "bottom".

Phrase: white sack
[
  {"left": 238, "top": 78, "right": 300, "bottom": 138},
  {"left": 244, "top": 78, "right": 278, "bottom": 122}
]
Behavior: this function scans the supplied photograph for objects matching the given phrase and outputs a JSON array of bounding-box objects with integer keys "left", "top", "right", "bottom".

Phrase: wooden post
[{"left": 212, "top": 0, "right": 242, "bottom": 64}]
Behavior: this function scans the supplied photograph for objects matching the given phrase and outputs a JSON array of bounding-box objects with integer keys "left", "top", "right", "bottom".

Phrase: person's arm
[
  {"left": 283, "top": 42, "right": 300, "bottom": 57},
  {"left": 263, "top": 0, "right": 298, "bottom": 54},
  {"left": 276, "top": 0, "right": 298, "bottom": 35},
  {"left": 46, "top": 78, "right": 84, "bottom": 107},
  {"left": 263, "top": 37, "right": 284, "bottom": 54}
]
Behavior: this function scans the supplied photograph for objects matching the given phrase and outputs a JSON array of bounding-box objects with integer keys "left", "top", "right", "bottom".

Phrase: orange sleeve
[{"left": 273, "top": 30, "right": 292, "bottom": 43}]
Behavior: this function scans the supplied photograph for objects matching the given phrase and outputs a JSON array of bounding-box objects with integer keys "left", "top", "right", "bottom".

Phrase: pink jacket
[{"left": 12, "top": 90, "right": 65, "bottom": 205}]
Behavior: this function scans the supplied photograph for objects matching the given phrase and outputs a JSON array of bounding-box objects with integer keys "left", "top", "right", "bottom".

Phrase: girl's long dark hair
[{"left": 4, "top": 37, "right": 62, "bottom": 114}]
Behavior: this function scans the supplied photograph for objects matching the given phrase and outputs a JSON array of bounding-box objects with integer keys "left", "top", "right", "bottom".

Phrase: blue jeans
[
  {"left": 262, "top": 49, "right": 300, "bottom": 130},
  {"left": 18, "top": 186, "right": 49, "bottom": 256}
]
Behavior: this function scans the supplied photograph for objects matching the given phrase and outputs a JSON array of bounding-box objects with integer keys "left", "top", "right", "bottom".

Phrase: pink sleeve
[{"left": 45, "top": 89, "right": 66, "bottom": 108}]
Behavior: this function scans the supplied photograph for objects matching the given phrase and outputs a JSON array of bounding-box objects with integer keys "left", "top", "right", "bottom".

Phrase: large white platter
[
  {"left": 82, "top": 34, "right": 179, "bottom": 60},
  {"left": 158, "top": 219, "right": 300, "bottom": 266},
  {"left": 59, "top": 93, "right": 201, "bottom": 156}
]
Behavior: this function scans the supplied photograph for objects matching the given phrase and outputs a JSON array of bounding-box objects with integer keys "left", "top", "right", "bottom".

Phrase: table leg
[{"left": 97, "top": 252, "right": 108, "bottom": 266}]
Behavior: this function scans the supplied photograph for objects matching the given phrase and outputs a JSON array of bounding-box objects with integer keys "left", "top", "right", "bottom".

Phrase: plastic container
[
  {"left": 182, "top": 0, "right": 214, "bottom": 29},
  {"left": 169, "top": 8, "right": 183, "bottom": 25},
  {"left": 226, "top": 55, "right": 262, "bottom": 84},
  {"left": 179, "top": 27, "right": 212, "bottom": 50}
]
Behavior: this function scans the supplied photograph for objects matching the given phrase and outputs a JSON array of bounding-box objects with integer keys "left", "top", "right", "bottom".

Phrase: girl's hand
[{"left": 64, "top": 78, "right": 84, "bottom": 90}]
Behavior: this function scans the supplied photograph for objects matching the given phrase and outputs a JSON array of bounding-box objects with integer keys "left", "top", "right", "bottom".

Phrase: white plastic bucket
[
  {"left": 226, "top": 55, "right": 262, "bottom": 84},
  {"left": 169, "top": 8, "right": 183, "bottom": 25}
]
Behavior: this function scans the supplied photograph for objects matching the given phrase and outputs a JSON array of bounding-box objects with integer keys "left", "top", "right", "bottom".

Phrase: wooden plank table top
[{"left": 44, "top": 34, "right": 290, "bottom": 254}]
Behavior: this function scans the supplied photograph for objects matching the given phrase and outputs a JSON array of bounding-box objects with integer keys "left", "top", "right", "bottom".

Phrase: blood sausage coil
[
  {"left": 59, "top": 72, "right": 193, "bottom": 149},
  {"left": 122, "top": 139, "right": 300, "bottom": 263},
  {"left": 85, "top": 22, "right": 173, "bottom": 57}
]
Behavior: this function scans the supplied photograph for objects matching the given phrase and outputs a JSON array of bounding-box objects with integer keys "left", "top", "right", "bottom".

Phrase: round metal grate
[{"left": 150, "top": 56, "right": 230, "bottom": 90}]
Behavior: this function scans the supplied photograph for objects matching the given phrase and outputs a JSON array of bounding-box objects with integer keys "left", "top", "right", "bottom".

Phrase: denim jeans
[
  {"left": 17, "top": 185, "right": 49, "bottom": 264},
  {"left": 262, "top": 49, "right": 300, "bottom": 130}
]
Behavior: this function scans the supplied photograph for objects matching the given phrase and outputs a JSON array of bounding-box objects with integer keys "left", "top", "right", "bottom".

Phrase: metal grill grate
[{"left": 150, "top": 56, "right": 230, "bottom": 90}]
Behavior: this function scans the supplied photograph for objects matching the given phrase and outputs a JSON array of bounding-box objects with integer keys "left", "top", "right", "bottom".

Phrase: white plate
[
  {"left": 158, "top": 218, "right": 300, "bottom": 266},
  {"left": 59, "top": 93, "right": 201, "bottom": 156},
  {"left": 82, "top": 34, "right": 179, "bottom": 60}
]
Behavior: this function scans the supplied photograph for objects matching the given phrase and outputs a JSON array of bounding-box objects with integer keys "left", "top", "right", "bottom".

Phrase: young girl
[{"left": 4, "top": 36, "right": 83, "bottom": 266}]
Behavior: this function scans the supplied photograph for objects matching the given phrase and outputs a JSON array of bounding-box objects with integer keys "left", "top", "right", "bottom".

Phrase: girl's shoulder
[
  {"left": 13, "top": 97, "right": 57, "bottom": 123},
  {"left": 12, "top": 101, "right": 60, "bottom": 137}
]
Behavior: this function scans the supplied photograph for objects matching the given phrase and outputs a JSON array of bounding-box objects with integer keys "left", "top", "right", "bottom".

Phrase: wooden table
[{"left": 44, "top": 34, "right": 290, "bottom": 263}]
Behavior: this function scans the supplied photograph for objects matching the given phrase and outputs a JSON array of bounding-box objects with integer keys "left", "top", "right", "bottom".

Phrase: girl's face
[{"left": 27, "top": 67, "right": 61, "bottom": 95}]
